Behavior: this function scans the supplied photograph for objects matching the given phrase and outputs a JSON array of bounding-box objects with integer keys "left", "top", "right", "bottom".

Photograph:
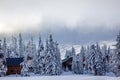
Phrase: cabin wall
[{"left": 7, "top": 66, "right": 22, "bottom": 75}]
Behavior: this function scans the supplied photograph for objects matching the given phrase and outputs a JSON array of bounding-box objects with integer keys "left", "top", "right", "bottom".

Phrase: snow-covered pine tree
[
  {"left": 34, "top": 35, "right": 45, "bottom": 74},
  {"left": 114, "top": 32, "right": 120, "bottom": 77},
  {"left": 0, "top": 40, "right": 7, "bottom": 77},
  {"left": 20, "top": 58, "right": 29, "bottom": 76},
  {"left": 73, "top": 46, "right": 85, "bottom": 74},
  {"left": 65, "top": 47, "right": 75, "bottom": 59},
  {"left": 71, "top": 47, "right": 78, "bottom": 73},
  {"left": 45, "top": 34, "right": 56, "bottom": 75},
  {"left": 44, "top": 35, "right": 52, "bottom": 75},
  {"left": 78, "top": 46, "right": 85, "bottom": 74},
  {"left": 101, "top": 44, "right": 107, "bottom": 73},
  {"left": 71, "top": 47, "right": 75, "bottom": 57},
  {"left": 95, "top": 43, "right": 105, "bottom": 75},
  {"left": 65, "top": 50, "right": 72, "bottom": 58},
  {"left": 10, "top": 36, "right": 19, "bottom": 58},
  {"left": 44, "top": 34, "right": 61, "bottom": 75},
  {"left": 25, "top": 38, "right": 37, "bottom": 72},
  {"left": 108, "top": 46, "right": 115, "bottom": 73},
  {"left": 88, "top": 45, "right": 96, "bottom": 75},
  {"left": 107, "top": 46, "right": 111, "bottom": 72},
  {"left": 44, "top": 38, "right": 49, "bottom": 75},
  {"left": 101, "top": 44, "right": 111, "bottom": 74},
  {"left": 19, "top": 33, "right": 25, "bottom": 57},
  {"left": 7, "top": 46, "right": 11, "bottom": 58},
  {"left": 84, "top": 46, "right": 90, "bottom": 73},
  {"left": 54, "top": 41, "right": 62, "bottom": 75},
  {"left": 25, "top": 41, "right": 31, "bottom": 57},
  {"left": 25, "top": 37, "right": 36, "bottom": 58},
  {"left": 74, "top": 55, "right": 80, "bottom": 74},
  {"left": 2, "top": 38, "right": 7, "bottom": 58}
]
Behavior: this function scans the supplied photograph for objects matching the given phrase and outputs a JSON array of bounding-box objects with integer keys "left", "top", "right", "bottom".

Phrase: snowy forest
[{"left": 0, "top": 32, "right": 120, "bottom": 77}]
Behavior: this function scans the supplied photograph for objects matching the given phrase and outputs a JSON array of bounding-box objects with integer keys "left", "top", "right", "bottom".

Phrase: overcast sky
[{"left": 0, "top": 0, "right": 120, "bottom": 44}]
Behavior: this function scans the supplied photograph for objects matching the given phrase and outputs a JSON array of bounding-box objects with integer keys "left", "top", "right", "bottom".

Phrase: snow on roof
[{"left": 62, "top": 56, "right": 72, "bottom": 63}]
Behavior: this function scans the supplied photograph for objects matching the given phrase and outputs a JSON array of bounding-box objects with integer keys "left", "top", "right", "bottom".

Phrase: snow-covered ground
[
  {"left": 0, "top": 75, "right": 120, "bottom": 80},
  {"left": 0, "top": 72, "right": 119, "bottom": 80}
]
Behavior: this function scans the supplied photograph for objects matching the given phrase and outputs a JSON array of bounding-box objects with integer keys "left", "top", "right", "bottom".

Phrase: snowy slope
[
  {"left": 59, "top": 41, "right": 116, "bottom": 59},
  {"left": 59, "top": 44, "right": 81, "bottom": 59}
]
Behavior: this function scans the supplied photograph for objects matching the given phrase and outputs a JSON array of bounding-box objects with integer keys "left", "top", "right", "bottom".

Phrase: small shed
[
  {"left": 62, "top": 57, "right": 73, "bottom": 71},
  {"left": 6, "top": 58, "right": 24, "bottom": 75}
]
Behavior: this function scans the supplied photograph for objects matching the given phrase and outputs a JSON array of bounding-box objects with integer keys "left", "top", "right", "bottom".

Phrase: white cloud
[{"left": 0, "top": 0, "right": 120, "bottom": 34}]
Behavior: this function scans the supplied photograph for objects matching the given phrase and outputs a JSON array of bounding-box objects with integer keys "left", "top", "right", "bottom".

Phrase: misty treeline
[{"left": 0, "top": 32, "right": 120, "bottom": 77}]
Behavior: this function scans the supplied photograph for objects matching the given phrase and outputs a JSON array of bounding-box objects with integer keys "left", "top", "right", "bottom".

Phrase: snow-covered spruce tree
[
  {"left": 31, "top": 37, "right": 37, "bottom": 57},
  {"left": 73, "top": 46, "right": 85, "bottom": 74},
  {"left": 102, "top": 44, "right": 111, "bottom": 73},
  {"left": 25, "top": 37, "right": 36, "bottom": 58},
  {"left": 84, "top": 46, "right": 90, "bottom": 73},
  {"left": 65, "top": 50, "right": 72, "bottom": 58},
  {"left": 108, "top": 46, "right": 115, "bottom": 72},
  {"left": 19, "top": 33, "right": 25, "bottom": 57},
  {"left": 7, "top": 46, "right": 11, "bottom": 58},
  {"left": 10, "top": 36, "right": 19, "bottom": 58},
  {"left": 45, "top": 34, "right": 56, "bottom": 75},
  {"left": 0, "top": 40, "right": 7, "bottom": 77},
  {"left": 107, "top": 46, "right": 111, "bottom": 72},
  {"left": 44, "top": 34, "right": 61, "bottom": 75},
  {"left": 71, "top": 47, "right": 76, "bottom": 57},
  {"left": 95, "top": 43, "right": 105, "bottom": 75},
  {"left": 20, "top": 58, "right": 30, "bottom": 76},
  {"left": 106, "top": 46, "right": 110, "bottom": 73},
  {"left": 2, "top": 38, "right": 7, "bottom": 58},
  {"left": 44, "top": 38, "right": 49, "bottom": 75},
  {"left": 101, "top": 44, "right": 107, "bottom": 73},
  {"left": 78, "top": 46, "right": 85, "bottom": 74},
  {"left": 114, "top": 32, "right": 120, "bottom": 77},
  {"left": 54, "top": 41, "right": 62, "bottom": 75},
  {"left": 71, "top": 47, "right": 78, "bottom": 73},
  {"left": 25, "top": 41, "right": 31, "bottom": 57},
  {"left": 74, "top": 55, "right": 80, "bottom": 74},
  {"left": 34, "top": 35, "right": 45, "bottom": 74},
  {"left": 88, "top": 45, "right": 96, "bottom": 75},
  {"left": 25, "top": 37, "right": 37, "bottom": 72}
]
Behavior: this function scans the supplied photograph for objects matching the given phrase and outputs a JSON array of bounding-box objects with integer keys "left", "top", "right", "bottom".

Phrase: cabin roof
[
  {"left": 62, "top": 56, "right": 72, "bottom": 63},
  {"left": 6, "top": 58, "right": 24, "bottom": 66}
]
